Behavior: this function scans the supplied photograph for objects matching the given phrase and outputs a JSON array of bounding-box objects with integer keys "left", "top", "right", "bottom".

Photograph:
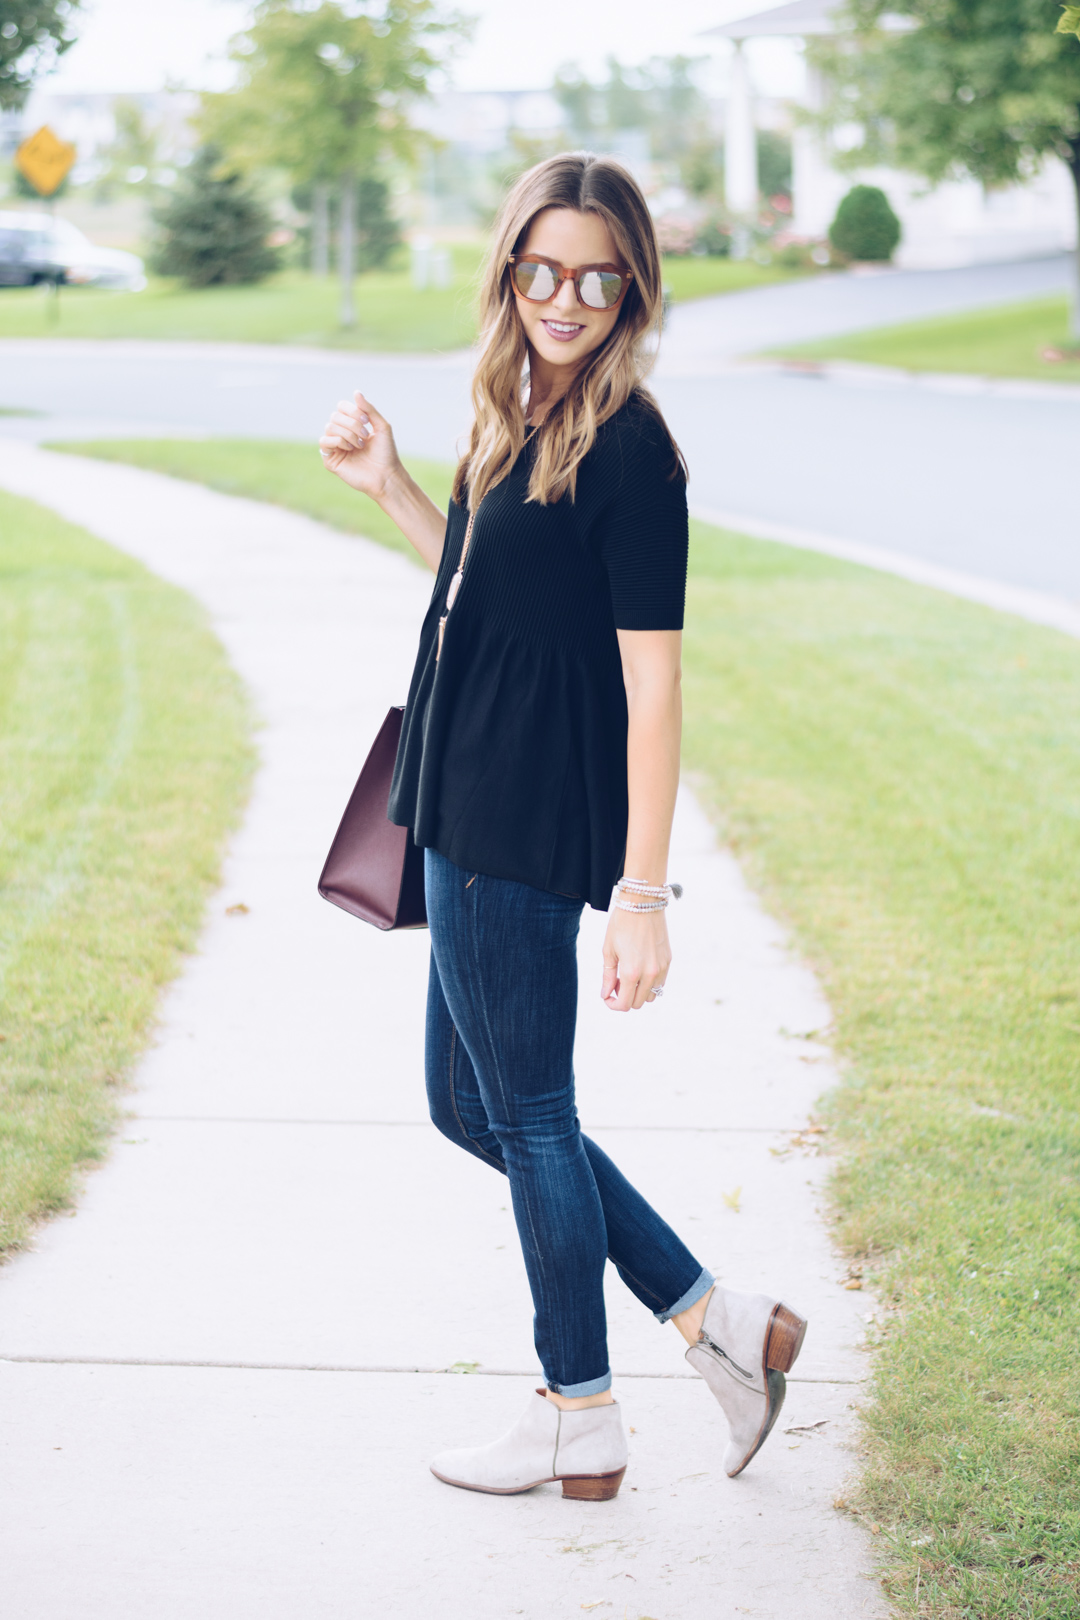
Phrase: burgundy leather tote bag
[
  {"left": 317, "top": 706, "right": 427, "bottom": 930},
  {"left": 319, "top": 498, "right": 484, "bottom": 931}
]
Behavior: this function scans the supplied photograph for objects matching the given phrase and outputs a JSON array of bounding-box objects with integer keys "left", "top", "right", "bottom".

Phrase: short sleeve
[{"left": 593, "top": 406, "right": 689, "bottom": 631}]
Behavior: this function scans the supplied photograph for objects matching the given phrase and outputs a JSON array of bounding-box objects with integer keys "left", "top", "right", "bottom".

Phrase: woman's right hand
[{"left": 319, "top": 389, "right": 402, "bottom": 504}]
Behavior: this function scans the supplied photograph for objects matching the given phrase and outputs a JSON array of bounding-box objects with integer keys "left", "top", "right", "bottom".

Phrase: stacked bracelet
[{"left": 613, "top": 876, "right": 684, "bottom": 913}]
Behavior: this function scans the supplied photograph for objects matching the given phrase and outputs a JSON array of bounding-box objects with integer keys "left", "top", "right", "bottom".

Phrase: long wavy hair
[{"left": 452, "top": 151, "right": 684, "bottom": 512}]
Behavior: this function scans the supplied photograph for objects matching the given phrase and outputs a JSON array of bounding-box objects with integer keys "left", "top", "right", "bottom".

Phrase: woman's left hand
[{"left": 601, "top": 908, "right": 671, "bottom": 1011}]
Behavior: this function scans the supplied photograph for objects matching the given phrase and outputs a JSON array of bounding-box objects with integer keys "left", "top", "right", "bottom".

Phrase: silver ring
[{"left": 649, "top": 985, "right": 664, "bottom": 999}]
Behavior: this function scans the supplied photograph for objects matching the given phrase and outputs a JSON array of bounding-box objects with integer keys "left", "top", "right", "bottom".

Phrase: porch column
[{"left": 725, "top": 40, "right": 758, "bottom": 215}]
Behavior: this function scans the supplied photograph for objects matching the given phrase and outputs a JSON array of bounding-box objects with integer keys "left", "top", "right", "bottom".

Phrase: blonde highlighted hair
[{"left": 452, "top": 151, "right": 684, "bottom": 512}]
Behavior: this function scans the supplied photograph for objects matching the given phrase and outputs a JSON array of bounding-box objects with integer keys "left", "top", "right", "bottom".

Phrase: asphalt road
[
  {"left": 663, "top": 368, "right": 1080, "bottom": 599},
  {"left": 657, "top": 250, "right": 1075, "bottom": 366},
  {"left": 0, "top": 254, "right": 1076, "bottom": 598}
]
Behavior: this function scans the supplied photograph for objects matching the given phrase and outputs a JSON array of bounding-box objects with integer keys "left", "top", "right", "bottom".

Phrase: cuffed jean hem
[
  {"left": 653, "top": 1266, "right": 716, "bottom": 1325},
  {"left": 547, "top": 1371, "right": 613, "bottom": 1398}
]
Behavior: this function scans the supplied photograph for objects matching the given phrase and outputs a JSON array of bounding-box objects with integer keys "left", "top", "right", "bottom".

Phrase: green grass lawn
[
  {"left": 51, "top": 435, "right": 1080, "bottom": 1618},
  {"left": 772, "top": 294, "right": 1080, "bottom": 384},
  {"left": 47, "top": 439, "right": 455, "bottom": 563},
  {"left": 0, "top": 251, "right": 798, "bottom": 350},
  {"left": 0, "top": 252, "right": 484, "bottom": 351},
  {"left": 683, "top": 533, "right": 1080, "bottom": 1620},
  {"left": 0, "top": 491, "right": 253, "bottom": 1255},
  {"left": 662, "top": 256, "right": 807, "bottom": 302}
]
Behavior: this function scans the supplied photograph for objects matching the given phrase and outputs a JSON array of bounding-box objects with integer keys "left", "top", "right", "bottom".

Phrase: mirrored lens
[
  {"left": 578, "top": 269, "right": 624, "bottom": 309},
  {"left": 514, "top": 259, "right": 558, "bottom": 301}
]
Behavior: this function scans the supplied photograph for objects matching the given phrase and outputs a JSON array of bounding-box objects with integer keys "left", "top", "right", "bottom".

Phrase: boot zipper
[{"left": 698, "top": 1329, "right": 753, "bottom": 1382}]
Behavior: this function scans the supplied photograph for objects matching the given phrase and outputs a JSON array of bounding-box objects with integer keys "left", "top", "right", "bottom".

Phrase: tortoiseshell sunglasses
[{"left": 508, "top": 253, "right": 634, "bottom": 311}]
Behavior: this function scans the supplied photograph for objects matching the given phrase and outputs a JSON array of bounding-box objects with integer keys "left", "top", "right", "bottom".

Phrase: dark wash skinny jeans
[{"left": 425, "top": 849, "right": 714, "bottom": 1397}]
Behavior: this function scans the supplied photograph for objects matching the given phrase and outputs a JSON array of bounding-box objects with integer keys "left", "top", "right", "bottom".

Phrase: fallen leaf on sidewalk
[
  {"left": 784, "top": 1420, "right": 829, "bottom": 1434},
  {"left": 225, "top": 902, "right": 249, "bottom": 916},
  {"left": 780, "top": 1118, "right": 830, "bottom": 1156},
  {"left": 843, "top": 1279, "right": 864, "bottom": 1290},
  {"left": 447, "top": 1360, "right": 479, "bottom": 1374},
  {"left": 722, "top": 1185, "right": 742, "bottom": 1213}
]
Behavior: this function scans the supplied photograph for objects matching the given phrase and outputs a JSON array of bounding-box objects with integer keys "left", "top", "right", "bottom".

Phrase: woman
[{"left": 319, "top": 153, "right": 806, "bottom": 1501}]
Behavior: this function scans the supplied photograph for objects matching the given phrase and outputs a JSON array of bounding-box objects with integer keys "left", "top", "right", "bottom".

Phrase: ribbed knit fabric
[{"left": 388, "top": 394, "right": 689, "bottom": 911}]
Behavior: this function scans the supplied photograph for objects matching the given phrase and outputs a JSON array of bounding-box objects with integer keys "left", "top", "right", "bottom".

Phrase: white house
[{"left": 704, "top": 0, "right": 1078, "bottom": 268}]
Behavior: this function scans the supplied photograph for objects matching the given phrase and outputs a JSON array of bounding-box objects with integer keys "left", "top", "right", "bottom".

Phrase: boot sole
[
  {"left": 431, "top": 1465, "right": 626, "bottom": 1501},
  {"left": 726, "top": 1302, "right": 808, "bottom": 1479}
]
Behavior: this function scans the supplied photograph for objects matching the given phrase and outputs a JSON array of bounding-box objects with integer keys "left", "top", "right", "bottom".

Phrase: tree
[
  {"left": 93, "top": 98, "right": 162, "bottom": 203},
  {"left": 292, "top": 171, "right": 401, "bottom": 273},
  {"left": 811, "top": 2, "right": 1080, "bottom": 335},
  {"left": 354, "top": 174, "right": 402, "bottom": 270},
  {"left": 200, "top": 0, "right": 468, "bottom": 327},
  {"left": 552, "top": 67, "right": 596, "bottom": 146},
  {"left": 758, "top": 130, "right": 793, "bottom": 200},
  {"left": 0, "top": 0, "right": 81, "bottom": 109},
  {"left": 553, "top": 54, "right": 713, "bottom": 172},
  {"left": 151, "top": 146, "right": 281, "bottom": 288}
]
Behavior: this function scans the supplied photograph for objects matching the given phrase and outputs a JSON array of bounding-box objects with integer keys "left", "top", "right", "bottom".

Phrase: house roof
[{"left": 702, "top": 1, "right": 840, "bottom": 39}]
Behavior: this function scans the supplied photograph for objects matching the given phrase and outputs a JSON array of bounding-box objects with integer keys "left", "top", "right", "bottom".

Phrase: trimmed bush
[
  {"left": 829, "top": 184, "right": 901, "bottom": 263},
  {"left": 151, "top": 146, "right": 281, "bottom": 288}
]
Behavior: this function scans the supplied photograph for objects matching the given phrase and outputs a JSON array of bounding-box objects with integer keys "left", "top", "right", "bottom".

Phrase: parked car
[
  {"left": 0, "top": 214, "right": 55, "bottom": 285},
  {"left": 0, "top": 212, "right": 146, "bottom": 290}
]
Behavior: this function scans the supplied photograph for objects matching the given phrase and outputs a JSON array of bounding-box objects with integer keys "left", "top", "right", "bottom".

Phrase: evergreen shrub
[
  {"left": 355, "top": 176, "right": 403, "bottom": 272},
  {"left": 829, "top": 184, "right": 901, "bottom": 262},
  {"left": 151, "top": 147, "right": 281, "bottom": 288}
]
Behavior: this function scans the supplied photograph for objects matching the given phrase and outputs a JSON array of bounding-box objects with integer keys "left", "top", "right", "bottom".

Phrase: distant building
[
  {"left": 4, "top": 89, "right": 199, "bottom": 182},
  {"left": 704, "top": 0, "right": 1077, "bottom": 267},
  {"left": 412, "top": 89, "right": 564, "bottom": 152}
]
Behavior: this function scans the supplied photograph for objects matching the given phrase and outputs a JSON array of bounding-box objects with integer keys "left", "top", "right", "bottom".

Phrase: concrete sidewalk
[{"left": 0, "top": 443, "right": 885, "bottom": 1619}]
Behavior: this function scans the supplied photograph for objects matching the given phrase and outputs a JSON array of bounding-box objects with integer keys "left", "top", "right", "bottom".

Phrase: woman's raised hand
[{"left": 319, "top": 390, "right": 401, "bottom": 502}]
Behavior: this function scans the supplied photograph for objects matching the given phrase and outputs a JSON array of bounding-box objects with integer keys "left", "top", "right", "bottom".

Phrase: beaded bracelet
[
  {"left": 613, "top": 876, "right": 684, "bottom": 913},
  {"left": 616, "top": 877, "right": 684, "bottom": 900}
]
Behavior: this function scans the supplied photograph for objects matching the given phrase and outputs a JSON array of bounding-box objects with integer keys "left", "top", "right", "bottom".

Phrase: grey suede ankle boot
[
  {"left": 685, "top": 1286, "right": 808, "bottom": 1477},
  {"left": 431, "top": 1389, "right": 628, "bottom": 1499}
]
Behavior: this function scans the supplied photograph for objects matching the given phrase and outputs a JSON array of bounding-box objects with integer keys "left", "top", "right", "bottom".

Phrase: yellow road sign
[{"left": 15, "top": 126, "right": 77, "bottom": 198}]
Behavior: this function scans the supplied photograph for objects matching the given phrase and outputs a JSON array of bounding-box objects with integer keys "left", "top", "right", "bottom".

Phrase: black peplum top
[{"left": 387, "top": 393, "right": 689, "bottom": 911}]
